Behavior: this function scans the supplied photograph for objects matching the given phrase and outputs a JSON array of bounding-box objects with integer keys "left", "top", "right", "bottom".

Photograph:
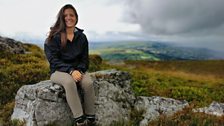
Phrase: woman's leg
[
  {"left": 79, "top": 72, "right": 95, "bottom": 115},
  {"left": 50, "top": 71, "right": 84, "bottom": 118}
]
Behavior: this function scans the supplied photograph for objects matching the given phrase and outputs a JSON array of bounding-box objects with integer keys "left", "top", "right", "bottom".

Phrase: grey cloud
[
  {"left": 87, "top": 30, "right": 148, "bottom": 42},
  {"left": 123, "top": 0, "right": 224, "bottom": 35}
]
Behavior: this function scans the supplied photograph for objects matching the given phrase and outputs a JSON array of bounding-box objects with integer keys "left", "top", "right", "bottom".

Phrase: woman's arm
[{"left": 76, "top": 35, "right": 89, "bottom": 73}]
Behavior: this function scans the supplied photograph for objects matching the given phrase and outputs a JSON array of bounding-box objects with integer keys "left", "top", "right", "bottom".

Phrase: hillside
[
  {"left": 125, "top": 60, "right": 224, "bottom": 78},
  {"left": 90, "top": 41, "right": 224, "bottom": 61},
  {"left": 101, "top": 59, "right": 224, "bottom": 106},
  {"left": 0, "top": 36, "right": 224, "bottom": 125},
  {"left": 100, "top": 59, "right": 224, "bottom": 125}
]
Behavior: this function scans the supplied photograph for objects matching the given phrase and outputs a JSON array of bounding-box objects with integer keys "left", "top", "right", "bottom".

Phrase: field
[
  {"left": 90, "top": 48, "right": 160, "bottom": 61},
  {"left": 89, "top": 41, "right": 224, "bottom": 60}
]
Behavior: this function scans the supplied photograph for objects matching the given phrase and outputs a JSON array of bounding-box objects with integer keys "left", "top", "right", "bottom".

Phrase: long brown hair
[{"left": 46, "top": 4, "right": 78, "bottom": 48}]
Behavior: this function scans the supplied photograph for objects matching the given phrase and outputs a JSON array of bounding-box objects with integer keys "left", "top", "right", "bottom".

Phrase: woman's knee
[
  {"left": 80, "top": 73, "right": 94, "bottom": 89},
  {"left": 50, "top": 71, "right": 76, "bottom": 88},
  {"left": 63, "top": 78, "right": 76, "bottom": 88}
]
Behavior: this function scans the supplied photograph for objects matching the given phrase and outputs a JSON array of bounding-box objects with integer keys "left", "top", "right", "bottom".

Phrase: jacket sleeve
[
  {"left": 76, "top": 35, "right": 89, "bottom": 73},
  {"left": 44, "top": 38, "right": 74, "bottom": 74}
]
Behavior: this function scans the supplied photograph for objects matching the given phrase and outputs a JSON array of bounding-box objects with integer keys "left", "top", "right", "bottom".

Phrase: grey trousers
[{"left": 50, "top": 71, "right": 95, "bottom": 118}]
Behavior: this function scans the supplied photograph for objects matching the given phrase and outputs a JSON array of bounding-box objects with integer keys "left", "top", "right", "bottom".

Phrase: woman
[{"left": 44, "top": 4, "right": 96, "bottom": 126}]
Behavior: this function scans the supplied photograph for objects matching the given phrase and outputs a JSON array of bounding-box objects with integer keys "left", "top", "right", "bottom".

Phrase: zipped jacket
[{"left": 44, "top": 28, "right": 89, "bottom": 74}]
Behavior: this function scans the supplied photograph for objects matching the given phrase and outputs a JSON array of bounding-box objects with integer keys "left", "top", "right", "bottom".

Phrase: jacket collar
[
  {"left": 74, "top": 27, "right": 84, "bottom": 33},
  {"left": 73, "top": 27, "right": 84, "bottom": 40}
]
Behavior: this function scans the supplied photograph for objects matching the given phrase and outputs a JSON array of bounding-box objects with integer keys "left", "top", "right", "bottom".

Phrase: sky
[{"left": 0, "top": 0, "right": 224, "bottom": 51}]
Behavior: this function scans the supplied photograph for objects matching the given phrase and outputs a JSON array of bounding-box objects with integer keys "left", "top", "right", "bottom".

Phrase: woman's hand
[{"left": 71, "top": 70, "right": 82, "bottom": 82}]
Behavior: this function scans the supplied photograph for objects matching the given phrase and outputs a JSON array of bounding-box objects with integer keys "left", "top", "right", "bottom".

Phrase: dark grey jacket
[{"left": 44, "top": 28, "right": 89, "bottom": 74}]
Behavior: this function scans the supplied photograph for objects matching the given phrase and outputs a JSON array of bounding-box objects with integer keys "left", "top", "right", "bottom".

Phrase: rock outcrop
[
  {"left": 11, "top": 69, "right": 189, "bottom": 126},
  {"left": 135, "top": 96, "right": 188, "bottom": 126},
  {"left": 193, "top": 101, "right": 224, "bottom": 116},
  {"left": 0, "top": 36, "right": 25, "bottom": 54}
]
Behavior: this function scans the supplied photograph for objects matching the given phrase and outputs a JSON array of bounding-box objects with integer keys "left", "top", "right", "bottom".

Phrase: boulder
[{"left": 11, "top": 69, "right": 189, "bottom": 126}]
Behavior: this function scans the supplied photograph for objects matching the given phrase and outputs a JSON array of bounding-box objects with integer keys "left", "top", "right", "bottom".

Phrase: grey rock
[
  {"left": 135, "top": 96, "right": 189, "bottom": 126},
  {"left": 193, "top": 101, "right": 224, "bottom": 116},
  {"left": 0, "top": 36, "right": 25, "bottom": 54},
  {"left": 11, "top": 81, "right": 72, "bottom": 126},
  {"left": 11, "top": 69, "right": 188, "bottom": 126},
  {"left": 91, "top": 70, "right": 135, "bottom": 125}
]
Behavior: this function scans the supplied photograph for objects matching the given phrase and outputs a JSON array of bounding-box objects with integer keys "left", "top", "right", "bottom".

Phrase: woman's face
[{"left": 64, "top": 8, "right": 77, "bottom": 28}]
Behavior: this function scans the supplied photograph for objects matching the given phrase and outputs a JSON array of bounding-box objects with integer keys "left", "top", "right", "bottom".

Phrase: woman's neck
[{"left": 66, "top": 27, "right": 75, "bottom": 34}]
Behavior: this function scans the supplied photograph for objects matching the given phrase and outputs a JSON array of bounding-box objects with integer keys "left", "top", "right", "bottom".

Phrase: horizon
[
  {"left": 1, "top": 34, "right": 224, "bottom": 54},
  {"left": 0, "top": 0, "right": 224, "bottom": 52}
]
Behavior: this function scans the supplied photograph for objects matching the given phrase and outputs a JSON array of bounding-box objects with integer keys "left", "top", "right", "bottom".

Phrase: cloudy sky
[{"left": 0, "top": 0, "right": 224, "bottom": 51}]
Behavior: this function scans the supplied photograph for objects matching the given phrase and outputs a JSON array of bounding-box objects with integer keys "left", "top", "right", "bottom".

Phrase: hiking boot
[
  {"left": 86, "top": 119, "right": 96, "bottom": 126},
  {"left": 74, "top": 115, "right": 87, "bottom": 126},
  {"left": 75, "top": 120, "right": 87, "bottom": 126}
]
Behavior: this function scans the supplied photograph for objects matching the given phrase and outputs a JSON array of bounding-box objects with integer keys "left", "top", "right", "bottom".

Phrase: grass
[
  {"left": 0, "top": 43, "right": 50, "bottom": 126},
  {"left": 126, "top": 60, "right": 224, "bottom": 79},
  {"left": 101, "top": 60, "right": 224, "bottom": 107},
  {"left": 100, "top": 60, "right": 224, "bottom": 125}
]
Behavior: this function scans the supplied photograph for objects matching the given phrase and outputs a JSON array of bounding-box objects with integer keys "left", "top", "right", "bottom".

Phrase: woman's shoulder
[
  {"left": 76, "top": 27, "right": 86, "bottom": 36},
  {"left": 75, "top": 27, "right": 88, "bottom": 42},
  {"left": 49, "top": 33, "right": 61, "bottom": 44},
  {"left": 45, "top": 33, "right": 61, "bottom": 46},
  {"left": 75, "top": 27, "right": 84, "bottom": 33},
  {"left": 53, "top": 33, "right": 61, "bottom": 40}
]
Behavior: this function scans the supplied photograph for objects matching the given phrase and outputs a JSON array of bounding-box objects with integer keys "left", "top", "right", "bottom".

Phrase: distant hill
[
  {"left": 89, "top": 41, "right": 224, "bottom": 61},
  {"left": 3, "top": 36, "right": 222, "bottom": 61}
]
